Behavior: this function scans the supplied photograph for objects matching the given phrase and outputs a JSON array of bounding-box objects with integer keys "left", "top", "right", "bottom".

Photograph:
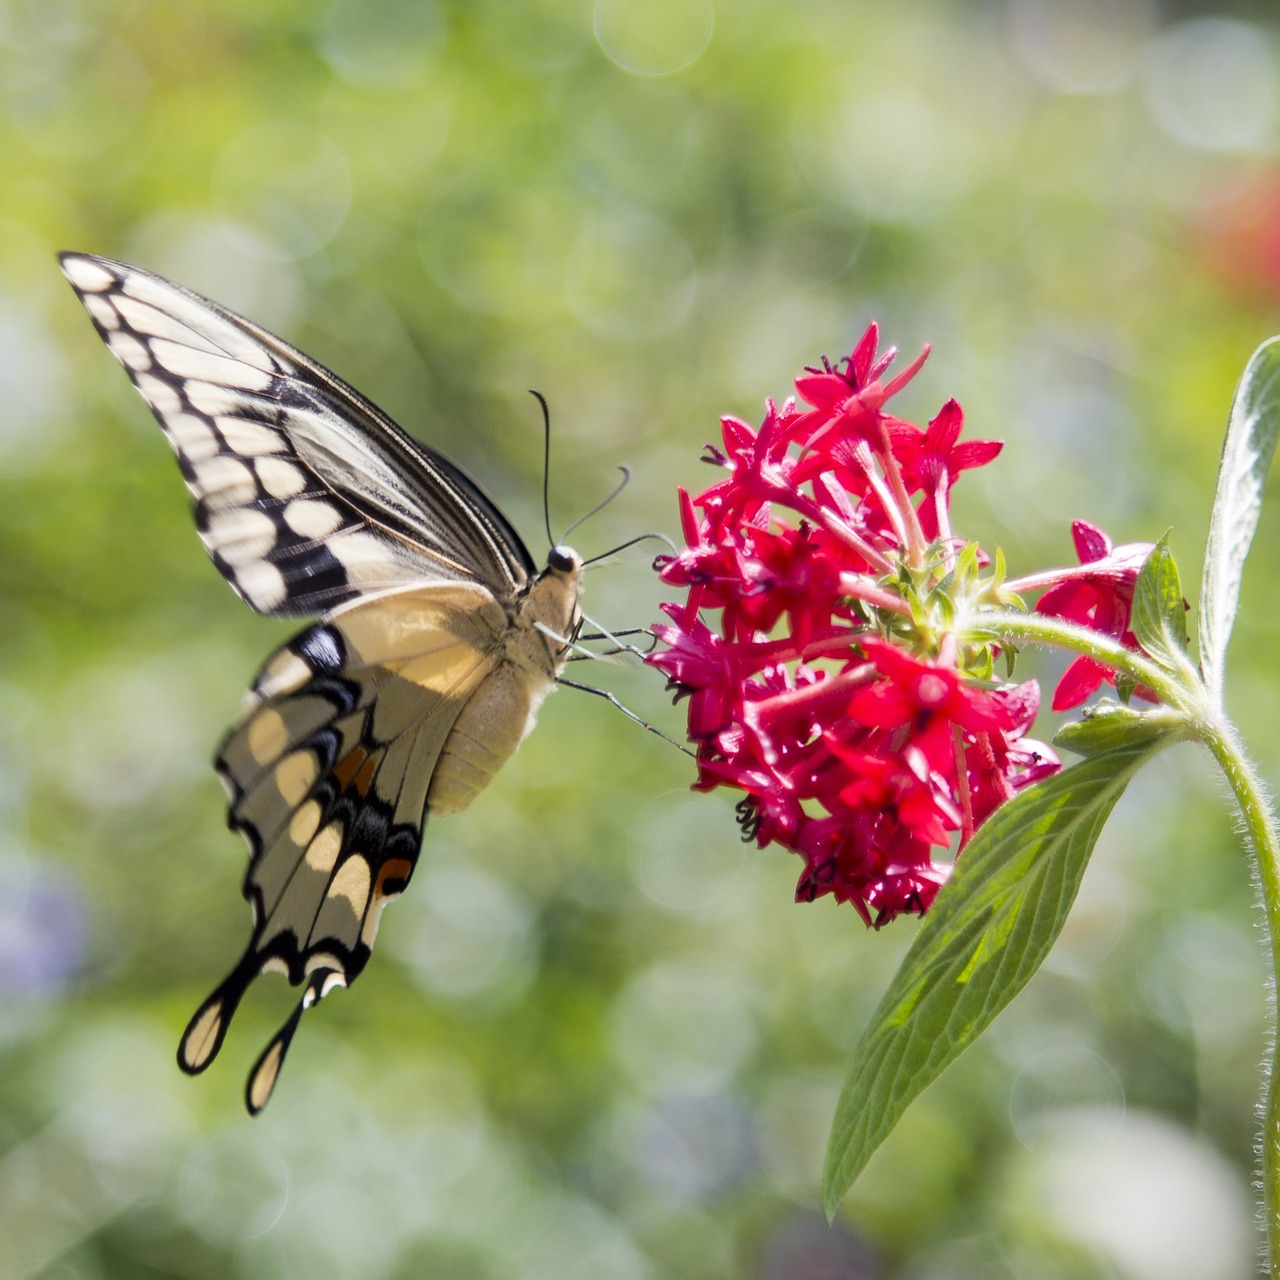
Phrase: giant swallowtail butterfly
[{"left": 62, "top": 252, "right": 582, "bottom": 1113}]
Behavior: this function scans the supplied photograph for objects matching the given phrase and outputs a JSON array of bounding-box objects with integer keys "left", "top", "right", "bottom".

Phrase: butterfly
[{"left": 61, "top": 252, "right": 584, "bottom": 1113}]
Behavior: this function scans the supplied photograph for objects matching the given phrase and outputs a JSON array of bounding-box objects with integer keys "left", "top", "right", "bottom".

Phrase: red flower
[
  {"left": 648, "top": 325, "right": 1056, "bottom": 925},
  {"left": 649, "top": 328, "right": 1152, "bottom": 925},
  {"left": 1034, "top": 520, "right": 1155, "bottom": 711}
]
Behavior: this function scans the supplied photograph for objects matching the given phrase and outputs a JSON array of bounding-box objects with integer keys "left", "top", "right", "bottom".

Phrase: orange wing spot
[
  {"left": 375, "top": 857, "right": 414, "bottom": 898},
  {"left": 331, "top": 746, "right": 369, "bottom": 791},
  {"left": 353, "top": 752, "right": 381, "bottom": 797}
]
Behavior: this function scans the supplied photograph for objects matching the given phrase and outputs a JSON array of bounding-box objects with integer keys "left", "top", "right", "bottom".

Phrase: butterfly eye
[{"left": 548, "top": 545, "right": 580, "bottom": 574}]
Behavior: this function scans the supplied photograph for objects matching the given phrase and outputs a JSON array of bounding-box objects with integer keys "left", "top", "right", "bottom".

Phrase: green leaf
[
  {"left": 821, "top": 738, "right": 1160, "bottom": 1219},
  {"left": 1054, "top": 700, "right": 1189, "bottom": 757},
  {"left": 1198, "top": 337, "right": 1280, "bottom": 701},
  {"left": 1131, "top": 534, "right": 1189, "bottom": 671}
]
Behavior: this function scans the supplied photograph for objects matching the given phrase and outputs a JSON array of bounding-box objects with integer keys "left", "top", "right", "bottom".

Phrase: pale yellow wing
[{"left": 178, "top": 584, "right": 507, "bottom": 1113}]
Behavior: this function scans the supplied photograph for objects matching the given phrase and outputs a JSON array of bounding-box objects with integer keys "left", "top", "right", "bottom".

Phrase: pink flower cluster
[{"left": 648, "top": 325, "right": 1110, "bottom": 926}]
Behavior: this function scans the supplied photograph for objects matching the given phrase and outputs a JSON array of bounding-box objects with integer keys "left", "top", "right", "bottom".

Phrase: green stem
[
  {"left": 963, "top": 608, "right": 1189, "bottom": 708},
  {"left": 974, "top": 605, "right": 1280, "bottom": 1262},
  {"left": 1200, "top": 717, "right": 1280, "bottom": 1267}
]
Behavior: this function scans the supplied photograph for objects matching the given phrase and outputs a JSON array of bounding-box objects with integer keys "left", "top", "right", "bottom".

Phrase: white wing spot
[
  {"left": 187, "top": 380, "right": 258, "bottom": 417},
  {"left": 82, "top": 294, "right": 119, "bottom": 330},
  {"left": 190, "top": 455, "right": 257, "bottom": 506},
  {"left": 166, "top": 413, "right": 220, "bottom": 461},
  {"left": 304, "top": 951, "right": 344, "bottom": 977},
  {"left": 247, "top": 1041, "right": 284, "bottom": 1112},
  {"left": 150, "top": 340, "right": 275, "bottom": 390},
  {"left": 134, "top": 372, "right": 181, "bottom": 415},
  {"left": 204, "top": 508, "right": 277, "bottom": 566},
  {"left": 329, "top": 530, "right": 394, "bottom": 580},
  {"left": 283, "top": 499, "right": 344, "bottom": 540},
  {"left": 255, "top": 457, "right": 307, "bottom": 500},
  {"left": 236, "top": 559, "right": 288, "bottom": 611},
  {"left": 255, "top": 648, "right": 311, "bottom": 698},
  {"left": 360, "top": 891, "right": 399, "bottom": 946},
  {"left": 62, "top": 256, "right": 116, "bottom": 293},
  {"left": 114, "top": 294, "right": 220, "bottom": 351},
  {"left": 106, "top": 330, "right": 152, "bottom": 371},
  {"left": 319, "top": 971, "right": 347, "bottom": 997},
  {"left": 215, "top": 416, "right": 284, "bottom": 457}
]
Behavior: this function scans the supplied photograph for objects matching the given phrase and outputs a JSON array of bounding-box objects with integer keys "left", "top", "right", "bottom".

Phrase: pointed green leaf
[
  {"left": 1198, "top": 337, "right": 1280, "bottom": 701},
  {"left": 1131, "top": 534, "right": 1189, "bottom": 671},
  {"left": 821, "top": 737, "right": 1160, "bottom": 1219}
]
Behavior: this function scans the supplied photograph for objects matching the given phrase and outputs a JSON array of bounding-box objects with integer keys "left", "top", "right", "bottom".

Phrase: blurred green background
[{"left": 3, "top": 0, "right": 1280, "bottom": 1276}]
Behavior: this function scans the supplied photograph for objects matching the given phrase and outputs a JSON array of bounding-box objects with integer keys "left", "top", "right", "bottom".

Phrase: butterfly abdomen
[{"left": 427, "top": 662, "right": 549, "bottom": 817}]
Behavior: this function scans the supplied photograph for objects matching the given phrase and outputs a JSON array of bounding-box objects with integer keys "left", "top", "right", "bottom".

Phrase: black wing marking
[
  {"left": 177, "top": 584, "right": 507, "bottom": 1111},
  {"left": 60, "top": 252, "right": 536, "bottom": 616}
]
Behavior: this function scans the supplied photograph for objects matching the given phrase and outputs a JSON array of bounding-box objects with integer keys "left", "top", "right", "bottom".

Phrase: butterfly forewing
[
  {"left": 60, "top": 252, "right": 535, "bottom": 615},
  {"left": 63, "top": 251, "right": 585, "bottom": 1113}
]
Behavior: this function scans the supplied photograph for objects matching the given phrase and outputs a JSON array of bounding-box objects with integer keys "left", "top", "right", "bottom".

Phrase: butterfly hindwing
[
  {"left": 60, "top": 252, "right": 536, "bottom": 615},
  {"left": 178, "top": 584, "right": 509, "bottom": 1102}
]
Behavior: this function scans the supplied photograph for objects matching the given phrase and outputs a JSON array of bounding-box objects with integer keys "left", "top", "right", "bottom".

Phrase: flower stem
[
  {"left": 964, "top": 608, "right": 1184, "bottom": 707},
  {"left": 979, "top": 605, "right": 1280, "bottom": 1259},
  {"left": 1199, "top": 717, "right": 1280, "bottom": 1267}
]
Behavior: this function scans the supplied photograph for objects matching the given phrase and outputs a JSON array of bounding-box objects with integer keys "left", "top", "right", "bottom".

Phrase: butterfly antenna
[
  {"left": 529, "top": 389, "right": 556, "bottom": 550},
  {"left": 583, "top": 530, "right": 679, "bottom": 568},
  {"left": 561, "top": 466, "right": 632, "bottom": 546}
]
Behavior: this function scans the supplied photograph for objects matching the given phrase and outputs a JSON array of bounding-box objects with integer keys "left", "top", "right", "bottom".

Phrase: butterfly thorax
[
  {"left": 509, "top": 543, "right": 583, "bottom": 677},
  {"left": 425, "top": 544, "right": 582, "bottom": 818}
]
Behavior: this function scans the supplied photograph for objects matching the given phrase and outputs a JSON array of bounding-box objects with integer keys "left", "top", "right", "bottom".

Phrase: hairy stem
[
  {"left": 1200, "top": 718, "right": 1280, "bottom": 1269},
  {"left": 963, "top": 608, "right": 1185, "bottom": 708}
]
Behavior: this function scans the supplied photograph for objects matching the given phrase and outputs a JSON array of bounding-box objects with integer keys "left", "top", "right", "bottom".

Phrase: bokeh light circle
[{"left": 593, "top": 0, "right": 714, "bottom": 77}]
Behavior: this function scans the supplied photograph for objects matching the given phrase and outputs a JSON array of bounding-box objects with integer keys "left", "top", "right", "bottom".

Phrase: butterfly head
[{"left": 546, "top": 544, "right": 582, "bottom": 577}]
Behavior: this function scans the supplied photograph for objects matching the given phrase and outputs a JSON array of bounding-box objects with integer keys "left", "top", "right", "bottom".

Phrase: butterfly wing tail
[
  {"left": 244, "top": 968, "right": 343, "bottom": 1114},
  {"left": 177, "top": 950, "right": 262, "bottom": 1075}
]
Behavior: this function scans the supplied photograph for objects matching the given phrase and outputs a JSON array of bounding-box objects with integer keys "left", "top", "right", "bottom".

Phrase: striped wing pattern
[
  {"left": 60, "top": 252, "right": 562, "bottom": 1113},
  {"left": 60, "top": 252, "right": 535, "bottom": 616}
]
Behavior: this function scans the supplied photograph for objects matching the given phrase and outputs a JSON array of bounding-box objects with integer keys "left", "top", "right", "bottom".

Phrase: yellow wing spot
[
  {"left": 289, "top": 799, "right": 322, "bottom": 848},
  {"left": 275, "top": 750, "right": 319, "bottom": 807},
  {"left": 247, "top": 1040, "right": 285, "bottom": 1112},
  {"left": 247, "top": 708, "right": 289, "bottom": 765},
  {"left": 328, "top": 854, "right": 371, "bottom": 914},
  {"left": 181, "top": 1000, "right": 224, "bottom": 1070},
  {"left": 305, "top": 822, "right": 343, "bottom": 875}
]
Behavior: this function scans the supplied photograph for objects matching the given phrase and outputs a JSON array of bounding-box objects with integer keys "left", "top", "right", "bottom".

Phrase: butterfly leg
[{"left": 556, "top": 677, "right": 695, "bottom": 757}]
